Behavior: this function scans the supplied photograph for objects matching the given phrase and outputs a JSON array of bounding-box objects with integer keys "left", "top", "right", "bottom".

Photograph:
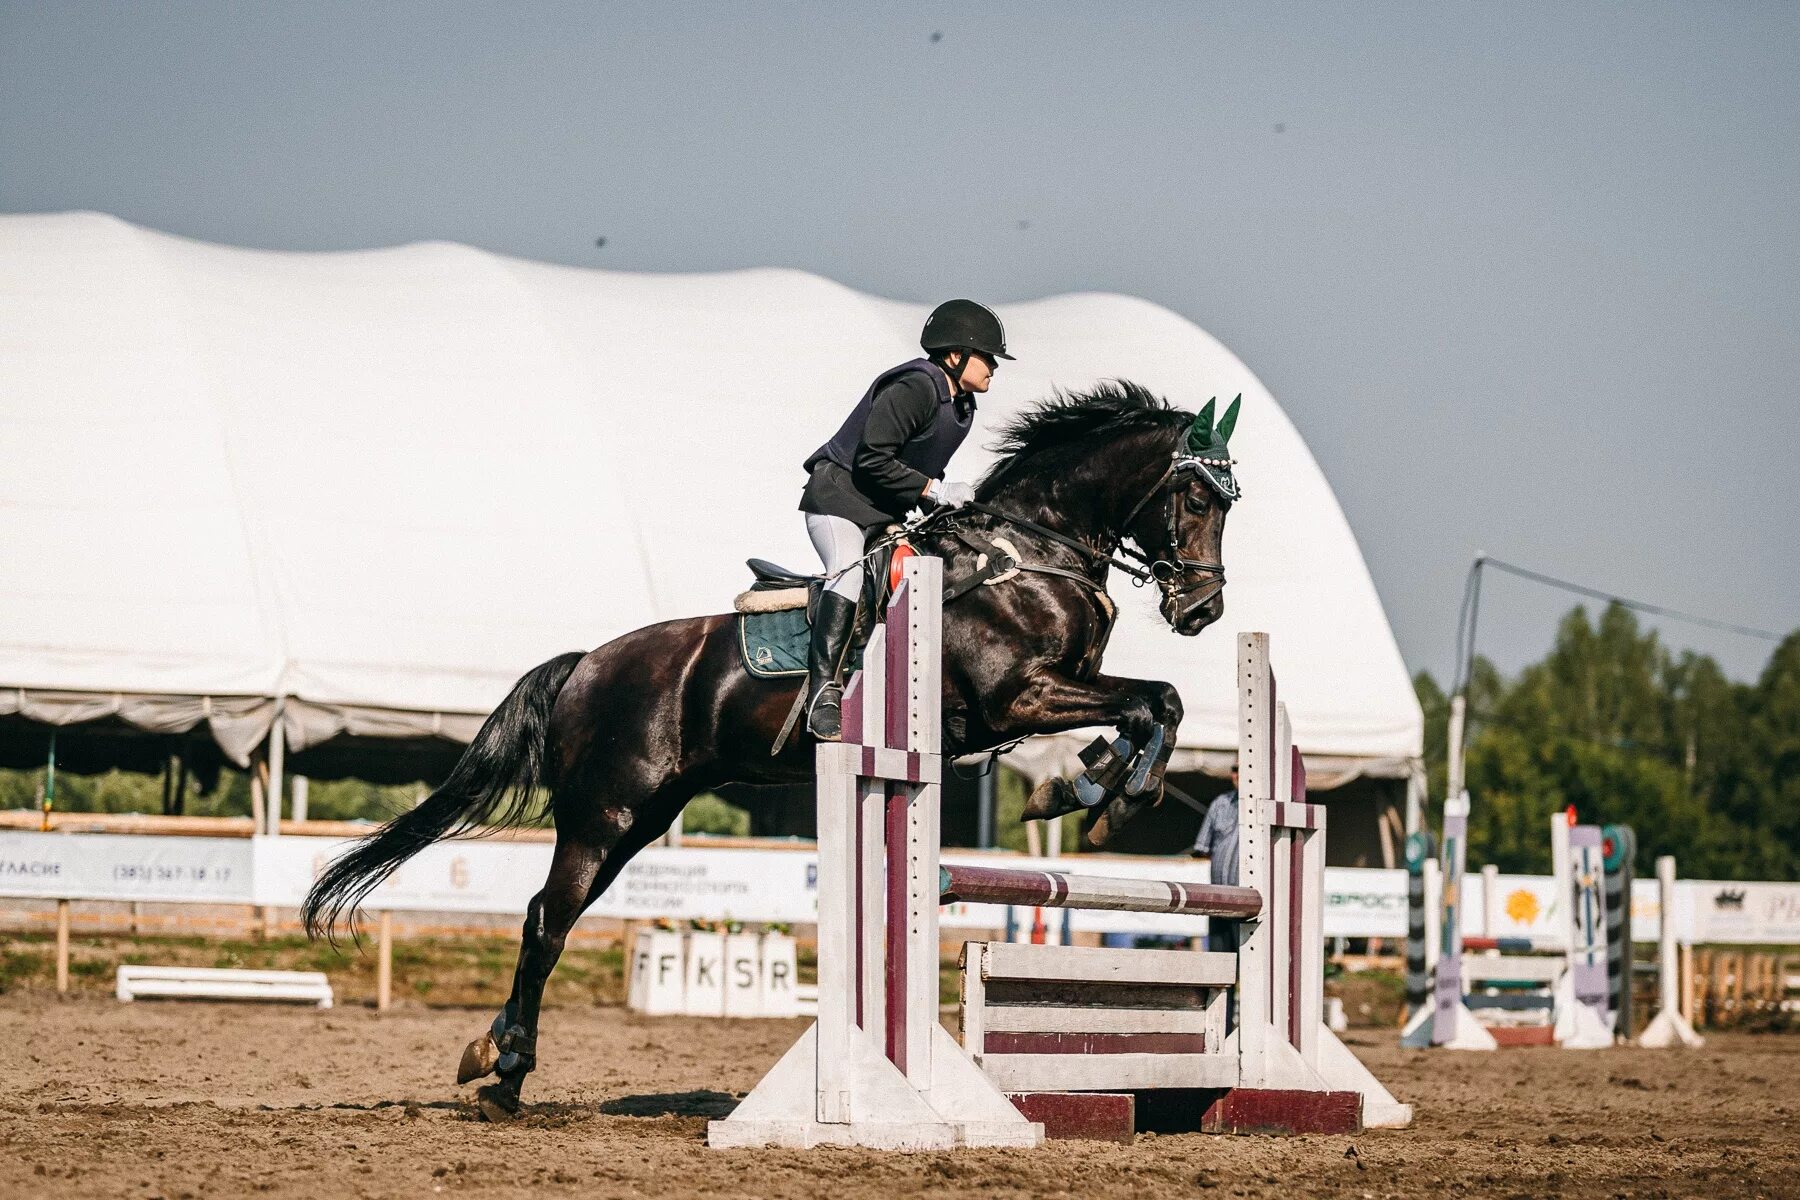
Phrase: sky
[{"left": 3, "top": 1, "right": 1795, "bottom": 683}]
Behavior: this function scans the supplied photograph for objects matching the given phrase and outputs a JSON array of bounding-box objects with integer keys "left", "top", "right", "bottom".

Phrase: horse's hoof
[
  {"left": 457, "top": 1032, "right": 499, "bottom": 1084},
  {"left": 1085, "top": 792, "right": 1154, "bottom": 849},
  {"left": 474, "top": 1083, "right": 522, "bottom": 1123},
  {"left": 1021, "top": 777, "right": 1082, "bottom": 822}
]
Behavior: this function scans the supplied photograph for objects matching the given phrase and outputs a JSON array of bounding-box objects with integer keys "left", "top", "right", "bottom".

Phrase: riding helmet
[{"left": 920, "top": 299, "right": 1015, "bottom": 360}]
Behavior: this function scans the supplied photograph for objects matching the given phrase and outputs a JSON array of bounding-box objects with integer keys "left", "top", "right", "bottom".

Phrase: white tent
[{"left": 0, "top": 212, "right": 1419, "bottom": 793}]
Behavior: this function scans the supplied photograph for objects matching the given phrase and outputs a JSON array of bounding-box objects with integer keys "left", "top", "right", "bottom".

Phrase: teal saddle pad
[
  {"left": 738, "top": 607, "right": 810, "bottom": 678},
  {"left": 736, "top": 606, "right": 865, "bottom": 679}
]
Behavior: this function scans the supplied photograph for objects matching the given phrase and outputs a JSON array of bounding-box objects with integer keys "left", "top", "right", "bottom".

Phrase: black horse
[{"left": 301, "top": 380, "right": 1240, "bottom": 1120}]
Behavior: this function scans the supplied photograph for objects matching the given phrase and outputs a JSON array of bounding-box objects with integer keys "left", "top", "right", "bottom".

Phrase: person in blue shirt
[{"left": 1191, "top": 760, "right": 1240, "bottom": 954}]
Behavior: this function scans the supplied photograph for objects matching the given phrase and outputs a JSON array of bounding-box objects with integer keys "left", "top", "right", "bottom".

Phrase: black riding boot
[{"left": 804, "top": 590, "right": 858, "bottom": 740}]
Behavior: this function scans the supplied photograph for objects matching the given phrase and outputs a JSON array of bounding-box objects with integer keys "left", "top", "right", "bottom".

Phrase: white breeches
[{"left": 806, "top": 512, "right": 866, "bottom": 599}]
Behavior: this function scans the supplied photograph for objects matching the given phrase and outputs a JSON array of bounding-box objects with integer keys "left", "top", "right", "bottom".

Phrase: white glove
[{"left": 928, "top": 479, "right": 975, "bottom": 509}]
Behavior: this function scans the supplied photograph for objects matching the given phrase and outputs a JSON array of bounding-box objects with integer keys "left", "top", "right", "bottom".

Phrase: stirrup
[{"left": 806, "top": 681, "right": 843, "bottom": 740}]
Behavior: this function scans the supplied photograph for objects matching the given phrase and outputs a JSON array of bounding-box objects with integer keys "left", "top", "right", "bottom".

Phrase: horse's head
[
  {"left": 1119, "top": 395, "right": 1239, "bottom": 635},
  {"left": 978, "top": 383, "right": 1240, "bottom": 636}
]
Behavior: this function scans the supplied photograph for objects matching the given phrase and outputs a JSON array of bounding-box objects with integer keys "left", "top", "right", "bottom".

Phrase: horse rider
[{"left": 798, "top": 298, "right": 1013, "bottom": 740}]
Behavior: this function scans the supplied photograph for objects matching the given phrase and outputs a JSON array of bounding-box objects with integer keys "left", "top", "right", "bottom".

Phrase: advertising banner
[
  {"left": 0, "top": 831, "right": 253, "bottom": 903},
  {"left": 0, "top": 830, "right": 1767, "bottom": 945},
  {"left": 1684, "top": 879, "right": 1800, "bottom": 945}
]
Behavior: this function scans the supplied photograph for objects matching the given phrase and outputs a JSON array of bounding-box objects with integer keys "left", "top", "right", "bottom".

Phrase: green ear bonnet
[{"left": 1180, "top": 394, "right": 1241, "bottom": 502}]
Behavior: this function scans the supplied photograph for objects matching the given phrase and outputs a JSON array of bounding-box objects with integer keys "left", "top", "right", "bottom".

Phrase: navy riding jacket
[{"left": 800, "top": 359, "right": 976, "bottom": 528}]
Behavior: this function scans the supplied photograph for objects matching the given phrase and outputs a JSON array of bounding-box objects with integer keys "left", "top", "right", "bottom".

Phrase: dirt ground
[{"left": 2, "top": 992, "right": 1796, "bottom": 1200}]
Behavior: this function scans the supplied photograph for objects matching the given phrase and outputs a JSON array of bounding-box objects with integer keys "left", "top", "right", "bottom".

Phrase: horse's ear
[
  {"left": 1186, "top": 398, "right": 1216, "bottom": 453},
  {"left": 1215, "top": 394, "right": 1241, "bottom": 445}
]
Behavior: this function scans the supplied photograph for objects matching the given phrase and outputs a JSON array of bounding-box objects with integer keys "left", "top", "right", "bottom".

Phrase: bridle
[
  {"left": 945, "top": 446, "right": 1233, "bottom": 627},
  {"left": 1113, "top": 450, "right": 1232, "bottom": 621}
]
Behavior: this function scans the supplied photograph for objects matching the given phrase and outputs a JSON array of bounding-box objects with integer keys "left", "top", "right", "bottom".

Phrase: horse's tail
[{"left": 301, "top": 650, "right": 586, "bottom": 941}]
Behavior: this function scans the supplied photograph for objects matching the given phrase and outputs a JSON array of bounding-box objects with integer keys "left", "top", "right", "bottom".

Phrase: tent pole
[
  {"left": 1403, "top": 766, "right": 1427, "bottom": 837},
  {"left": 249, "top": 752, "right": 266, "bottom": 832},
  {"left": 40, "top": 729, "right": 56, "bottom": 832},
  {"left": 267, "top": 703, "right": 285, "bottom": 838}
]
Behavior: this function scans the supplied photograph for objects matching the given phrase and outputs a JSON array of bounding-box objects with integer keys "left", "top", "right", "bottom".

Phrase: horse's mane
[{"left": 978, "top": 380, "right": 1190, "bottom": 494}]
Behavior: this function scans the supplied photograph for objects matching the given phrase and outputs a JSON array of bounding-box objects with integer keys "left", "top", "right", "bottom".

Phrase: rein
[
  {"left": 965, "top": 502, "right": 1144, "bottom": 581},
  {"left": 944, "top": 451, "right": 1228, "bottom": 620}
]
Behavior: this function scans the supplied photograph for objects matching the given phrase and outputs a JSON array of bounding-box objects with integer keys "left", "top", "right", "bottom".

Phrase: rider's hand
[{"left": 927, "top": 479, "right": 975, "bottom": 509}]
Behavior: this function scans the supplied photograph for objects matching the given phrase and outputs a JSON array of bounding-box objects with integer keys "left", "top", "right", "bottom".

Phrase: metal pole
[
  {"left": 291, "top": 776, "right": 309, "bottom": 823},
  {"left": 1445, "top": 694, "right": 1467, "bottom": 807},
  {"left": 1403, "top": 766, "right": 1427, "bottom": 838},
  {"left": 1438, "top": 553, "right": 1484, "bottom": 844},
  {"left": 976, "top": 768, "right": 996, "bottom": 849}
]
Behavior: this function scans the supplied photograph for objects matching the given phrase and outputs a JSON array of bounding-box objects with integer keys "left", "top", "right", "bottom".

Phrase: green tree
[{"left": 1415, "top": 602, "right": 1792, "bottom": 880}]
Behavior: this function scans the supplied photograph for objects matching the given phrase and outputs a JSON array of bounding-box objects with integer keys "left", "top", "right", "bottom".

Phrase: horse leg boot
[
  {"left": 457, "top": 1000, "right": 515, "bottom": 1085},
  {"left": 803, "top": 590, "right": 857, "bottom": 741},
  {"left": 1021, "top": 735, "right": 1134, "bottom": 822},
  {"left": 458, "top": 944, "right": 536, "bottom": 1084},
  {"left": 1123, "top": 726, "right": 1171, "bottom": 796},
  {"left": 1086, "top": 726, "right": 1176, "bottom": 847},
  {"left": 459, "top": 935, "right": 539, "bottom": 1085}
]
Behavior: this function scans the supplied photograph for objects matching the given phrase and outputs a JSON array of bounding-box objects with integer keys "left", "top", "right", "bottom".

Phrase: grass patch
[
  {"left": 0, "top": 931, "right": 817, "bottom": 1009},
  {"left": 0, "top": 931, "right": 633, "bottom": 1008},
  {"left": 1330, "top": 967, "right": 1407, "bottom": 1027},
  {"left": 0, "top": 948, "right": 48, "bottom": 993}
]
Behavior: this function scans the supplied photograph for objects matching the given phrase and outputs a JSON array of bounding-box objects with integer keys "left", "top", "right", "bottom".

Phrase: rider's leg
[
  {"left": 803, "top": 514, "right": 864, "bottom": 740},
  {"left": 806, "top": 512, "right": 867, "bottom": 599}
]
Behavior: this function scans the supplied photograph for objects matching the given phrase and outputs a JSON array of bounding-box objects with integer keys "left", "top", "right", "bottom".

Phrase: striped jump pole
[
  {"left": 1462, "top": 936, "right": 1568, "bottom": 954},
  {"left": 939, "top": 864, "right": 1263, "bottom": 919}
]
